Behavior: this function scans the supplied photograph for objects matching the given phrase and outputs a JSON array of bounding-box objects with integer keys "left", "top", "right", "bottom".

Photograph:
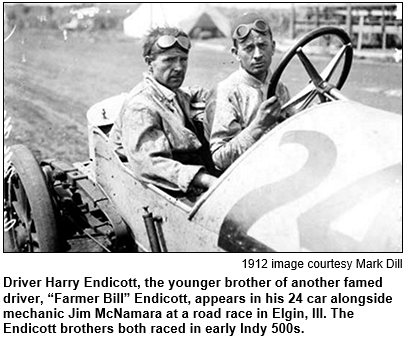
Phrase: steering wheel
[{"left": 268, "top": 26, "right": 353, "bottom": 114}]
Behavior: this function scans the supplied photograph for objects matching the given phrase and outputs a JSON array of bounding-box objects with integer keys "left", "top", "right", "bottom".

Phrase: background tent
[{"left": 123, "top": 3, "right": 230, "bottom": 39}]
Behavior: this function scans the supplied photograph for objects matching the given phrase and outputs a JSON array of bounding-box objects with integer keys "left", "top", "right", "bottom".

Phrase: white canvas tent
[{"left": 123, "top": 3, "right": 230, "bottom": 39}]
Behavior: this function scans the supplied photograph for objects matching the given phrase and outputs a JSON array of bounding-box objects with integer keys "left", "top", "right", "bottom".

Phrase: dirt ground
[
  {"left": 4, "top": 29, "right": 401, "bottom": 165},
  {"left": 3, "top": 28, "right": 402, "bottom": 253},
  {"left": 4, "top": 30, "right": 236, "bottom": 164}
]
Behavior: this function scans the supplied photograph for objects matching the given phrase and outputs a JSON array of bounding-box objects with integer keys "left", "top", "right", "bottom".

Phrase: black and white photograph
[{"left": 3, "top": 2, "right": 402, "bottom": 253}]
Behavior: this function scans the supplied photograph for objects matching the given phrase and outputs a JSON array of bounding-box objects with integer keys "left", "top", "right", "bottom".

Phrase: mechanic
[
  {"left": 204, "top": 13, "right": 294, "bottom": 172},
  {"left": 109, "top": 27, "right": 217, "bottom": 194}
]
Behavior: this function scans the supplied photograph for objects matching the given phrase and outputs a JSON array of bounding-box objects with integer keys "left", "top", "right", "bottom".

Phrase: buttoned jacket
[
  {"left": 205, "top": 68, "right": 291, "bottom": 171},
  {"left": 110, "top": 74, "right": 207, "bottom": 193}
]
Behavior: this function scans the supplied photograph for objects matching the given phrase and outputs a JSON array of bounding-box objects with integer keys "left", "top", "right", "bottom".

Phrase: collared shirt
[
  {"left": 204, "top": 67, "right": 291, "bottom": 171},
  {"left": 109, "top": 74, "right": 206, "bottom": 193},
  {"left": 153, "top": 78, "right": 186, "bottom": 124}
]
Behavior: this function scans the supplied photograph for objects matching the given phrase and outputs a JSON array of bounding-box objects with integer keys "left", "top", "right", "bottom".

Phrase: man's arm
[
  {"left": 206, "top": 88, "right": 281, "bottom": 172},
  {"left": 122, "top": 103, "right": 205, "bottom": 193},
  {"left": 205, "top": 88, "right": 256, "bottom": 171}
]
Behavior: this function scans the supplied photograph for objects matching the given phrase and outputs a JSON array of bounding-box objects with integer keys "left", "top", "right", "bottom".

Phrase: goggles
[
  {"left": 155, "top": 35, "right": 191, "bottom": 52},
  {"left": 233, "top": 19, "right": 270, "bottom": 41}
]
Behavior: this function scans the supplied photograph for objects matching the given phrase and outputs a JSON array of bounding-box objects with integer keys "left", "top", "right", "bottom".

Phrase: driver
[
  {"left": 205, "top": 13, "right": 294, "bottom": 172},
  {"left": 109, "top": 27, "right": 217, "bottom": 194}
]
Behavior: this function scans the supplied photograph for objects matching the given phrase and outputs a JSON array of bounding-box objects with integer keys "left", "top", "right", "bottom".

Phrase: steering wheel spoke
[
  {"left": 321, "top": 43, "right": 352, "bottom": 82},
  {"left": 295, "top": 89, "right": 319, "bottom": 112},
  {"left": 281, "top": 83, "right": 316, "bottom": 112},
  {"left": 296, "top": 47, "right": 324, "bottom": 88}
]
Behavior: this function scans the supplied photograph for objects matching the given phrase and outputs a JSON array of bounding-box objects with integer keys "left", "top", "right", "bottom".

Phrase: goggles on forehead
[
  {"left": 155, "top": 35, "right": 191, "bottom": 52},
  {"left": 233, "top": 19, "right": 270, "bottom": 41}
]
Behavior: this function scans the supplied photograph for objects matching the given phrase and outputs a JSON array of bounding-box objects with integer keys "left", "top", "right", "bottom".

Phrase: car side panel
[{"left": 91, "top": 128, "right": 221, "bottom": 252}]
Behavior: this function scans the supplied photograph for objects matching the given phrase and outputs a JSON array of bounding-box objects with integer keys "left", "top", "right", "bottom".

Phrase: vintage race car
[{"left": 4, "top": 27, "right": 402, "bottom": 252}]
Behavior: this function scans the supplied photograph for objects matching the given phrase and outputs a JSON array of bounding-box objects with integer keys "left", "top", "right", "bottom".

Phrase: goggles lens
[
  {"left": 233, "top": 20, "right": 270, "bottom": 40},
  {"left": 156, "top": 35, "right": 191, "bottom": 51}
]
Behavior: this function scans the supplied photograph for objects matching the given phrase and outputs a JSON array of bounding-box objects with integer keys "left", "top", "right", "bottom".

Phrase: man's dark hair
[{"left": 142, "top": 26, "right": 189, "bottom": 61}]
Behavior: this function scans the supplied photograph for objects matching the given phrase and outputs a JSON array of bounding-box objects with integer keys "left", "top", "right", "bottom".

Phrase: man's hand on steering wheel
[{"left": 248, "top": 96, "right": 282, "bottom": 141}]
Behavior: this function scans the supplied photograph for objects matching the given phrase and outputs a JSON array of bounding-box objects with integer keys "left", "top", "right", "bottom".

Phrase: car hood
[{"left": 192, "top": 100, "right": 402, "bottom": 252}]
